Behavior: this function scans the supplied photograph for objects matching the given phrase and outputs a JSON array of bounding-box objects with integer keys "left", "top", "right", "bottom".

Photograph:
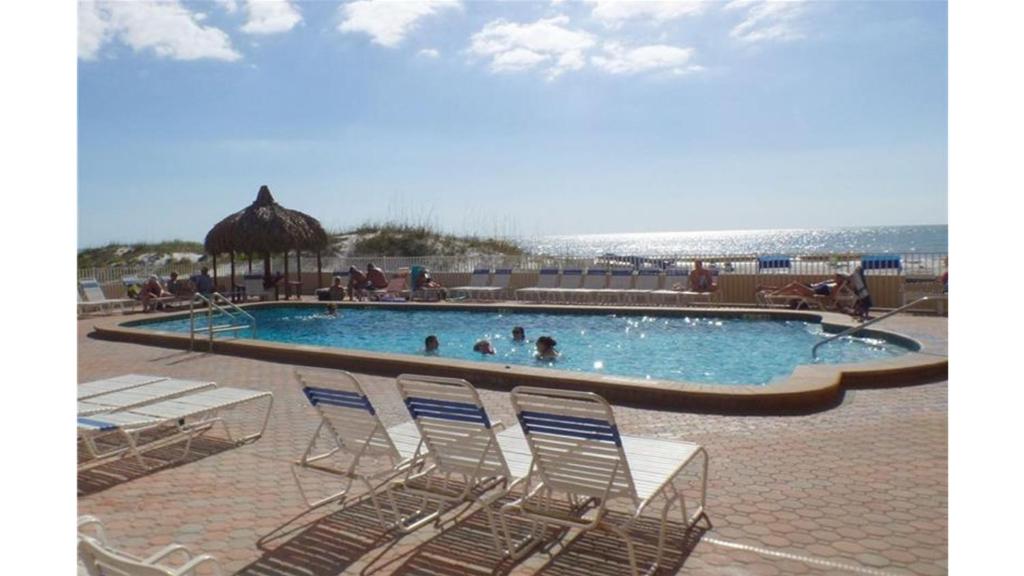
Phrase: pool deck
[{"left": 78, "top": 308, "right": 948, "bottom": 575}]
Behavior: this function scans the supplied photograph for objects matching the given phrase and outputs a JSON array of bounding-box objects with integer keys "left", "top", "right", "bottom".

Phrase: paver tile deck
[{"left": 77, "top": 310, "right": 948, "bottom": 575}]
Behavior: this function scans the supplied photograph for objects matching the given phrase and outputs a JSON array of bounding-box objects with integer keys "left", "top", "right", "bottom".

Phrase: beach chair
[
  {"left": 369, "top": 275, "right": 409, "bottom": 301},
  {"left": 77, "top": 374, "right": 169, "bottom": 401},
  {"left": 392, "top": 374, "right": 537, "bottom": 550},
  {"left": 77, "top": 378, "right": 217, "bottom": 416},
  {"left": 861, "top": 254, "right": 902, "bottom": 274},
  {"left": 757, "top": 255, "right": 792, "bottom": 273},
  {"left": 291, "top": 368, "right": 425, "bottom": 526},
  {"left": 77, "top": 387, "right": 273, "bottom": 471},
  {"left": 619, "top": 269, "right": 662, "bottom": 304},
  {"left": 79, "top": 278, "right": 136, "bottom": 312},
  {"left": 78, "top": 515, "right": 223, "bottom": 576},
  {"left": 594, "top": 269, "right": 635, "bottom": 304},
  {"left": 649, "top": 268, "right": 698, "bottom": 306},
  {"left": 565, "top": 268, "right": 608, "bottom": 303},
  {"left": 505, "top": 387, "right": 709, "bottom": 576},
  {"left": 546, "top": 269, "right": 583, "bottom": 303},
  {"left": 449, "top": 268, "right": 491, "bottom": 299},
  {"left": 516, "top": 268, "right": 560, "bottom": 302}
]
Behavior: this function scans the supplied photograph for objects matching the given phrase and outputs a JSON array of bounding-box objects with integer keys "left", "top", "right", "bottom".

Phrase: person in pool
[
  {"left": 512, "top": 326, "right": 526, "bottom": 343},
  {"left": 535, "top": 336, "right": 559, "bottom": 361},
  {"left": 425, "top": 335, "right": 439, "bottom": 354},
  {"left": 324, "top": 303, "right": 337, "bottom": 316},
  {"left": 473, "top": 339, "right": 496, "bottom": 355}
]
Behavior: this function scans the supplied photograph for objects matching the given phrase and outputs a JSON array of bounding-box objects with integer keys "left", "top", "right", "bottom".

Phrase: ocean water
[
  {"left": 521, "top": 225, "right": 947, "bottom": 257},
  {"left": 134, "top": 307, "right": 912, "bottom": 386}
]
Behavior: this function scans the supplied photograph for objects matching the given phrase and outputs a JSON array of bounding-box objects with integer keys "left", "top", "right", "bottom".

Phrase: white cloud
[
  {"left": 586, "top": 0, "right": 706, "bottom": 27},
  {"left": 78, "top": 1, "right": 241, "bottom": 61},
  {"left": 592, "top": 42, "right": 700, "bottom": 75},
  {"left": 725, "top": 0, "right": 807, "bottom": 43},
  {"left": 468, "top": 16, "right": 595, "bottom": 79},
  {"left": 418, "top": 48, "right": 440, "bottom": 58},
  {"left": 240, "top": 1, "right": 302, "bottom": 35},
  {"left": 213, "top": 0, "right": 238, "bottom": 14},
  {"left": 339, "top": 0, "right": 461, "bottom": 47}
]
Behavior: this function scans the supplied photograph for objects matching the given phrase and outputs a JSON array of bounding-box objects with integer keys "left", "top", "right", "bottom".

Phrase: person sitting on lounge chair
[
  {"left": 367, "top": 263, "right": 388, "bottom": 290},
  {"left": 141, "top": 275, "right": 171, "bottom": 312},
  {"left": 689, "top": 260, "right": 717, "bottom": 293},
  {"left": 412, "top": 266, "right": 448, "bottom": 300}
]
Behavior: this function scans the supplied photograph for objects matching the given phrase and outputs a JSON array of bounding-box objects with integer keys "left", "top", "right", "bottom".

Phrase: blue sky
[{"left": 78, "top": 0, "right": 947, "bottom": 247}]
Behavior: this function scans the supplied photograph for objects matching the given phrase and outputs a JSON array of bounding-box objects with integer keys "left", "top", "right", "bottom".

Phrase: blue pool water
[{"left": 133, "top": 307, "right": 913, "bottom": 386}]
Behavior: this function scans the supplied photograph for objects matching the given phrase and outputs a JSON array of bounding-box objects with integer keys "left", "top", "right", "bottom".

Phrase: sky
[{"left": 77, "top": 0, "right": 948, "bottom": 248}]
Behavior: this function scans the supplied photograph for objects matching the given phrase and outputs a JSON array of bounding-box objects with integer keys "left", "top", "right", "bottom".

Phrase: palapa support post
[
  {"left": 283, "top": 250, "right": 290, "bottom": 299},
  {"left": 316, "top": 250, "right": 323, "bottom": 289},
  {"left": 296, "top": 249, "right": 302, "bottom": 299},
  {"left": 248, "top": 252, "right": 253, "bottom": 273},
  {"left": 229, "top": 251, "right": 236, "bottom": 301}
]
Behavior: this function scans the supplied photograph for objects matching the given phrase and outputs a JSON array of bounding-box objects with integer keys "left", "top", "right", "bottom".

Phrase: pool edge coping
[{"left": 94, "top": 301, "right": 947, "bottom": 414}]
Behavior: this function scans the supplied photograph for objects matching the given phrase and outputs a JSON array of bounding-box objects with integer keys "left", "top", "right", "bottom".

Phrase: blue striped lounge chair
[
  {"left": 292, "top": 368, "right": 425, "bottom": 526},
  {"left": 757, "top": 255, "right": 792, "bottom": 273},
  {"left": 393, "top": 374, "right": 543, "bottom": 556},
  {"left": 506, "top": 386, "right": 709, "bottom": 576},
  {"left": 516, "top": 269, "right": 560, "bottom": 302}
]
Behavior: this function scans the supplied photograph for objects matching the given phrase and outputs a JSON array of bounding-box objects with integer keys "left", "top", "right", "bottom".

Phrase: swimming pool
[{"left": 128, "top": 305, "right": 914, "bottom": 386}]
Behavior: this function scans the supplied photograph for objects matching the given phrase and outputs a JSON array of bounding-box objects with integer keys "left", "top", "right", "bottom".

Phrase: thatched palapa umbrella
[{"left": 205, "top": 185, "right": 329, "bottom": 296}]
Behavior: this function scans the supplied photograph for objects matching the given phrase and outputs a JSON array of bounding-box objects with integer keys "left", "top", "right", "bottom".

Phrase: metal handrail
[
  {"left": 811, "top": 296, "right": 938, "bottom": 360},
  {"left": 189, "top": 292, "right": 256, "bottom": 351}
]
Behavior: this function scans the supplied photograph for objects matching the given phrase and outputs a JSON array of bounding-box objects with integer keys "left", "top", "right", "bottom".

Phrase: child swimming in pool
[
  {"left": 535, "top": 336, "right": 559, "bottom": 361},
  {"left": 512, "top": 326, "right": 526, "bottom": 343},
  {"left": 473, "top": 339, "right": 496, "bottom": 355},
  {"left": 425, "top": 335, "right": 439, "bottom": 354}
]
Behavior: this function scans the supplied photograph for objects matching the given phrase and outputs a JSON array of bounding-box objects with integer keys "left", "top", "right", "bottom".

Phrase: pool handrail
[{"left": 811, "top": 296, "right": 936, "bottom": 359}]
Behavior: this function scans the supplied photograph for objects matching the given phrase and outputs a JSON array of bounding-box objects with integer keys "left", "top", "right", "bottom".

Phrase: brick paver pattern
[{"left": 77, "top": 311, "right": 948, "bottom": 575}]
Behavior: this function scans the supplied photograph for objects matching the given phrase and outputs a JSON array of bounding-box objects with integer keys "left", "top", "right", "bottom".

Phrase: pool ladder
[
  {"left": 811, "top": 296, "right": 938, "bottom": 360},
  {"left": 189, "top": 292, "right": 256, "bottom": 352}
]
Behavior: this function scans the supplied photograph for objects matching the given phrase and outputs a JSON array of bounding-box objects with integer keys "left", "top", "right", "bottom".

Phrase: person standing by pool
[
  {"left": 473, "top": 339, "right": 496, "bottom": 355},
  {"left": 191, "top": 266, "right": 214, "bottom": 296},
  {"left": 535, "top": 336, "right": 559, "bottom": 361},
  {"left": 425, "top": 335, "right": 439, "bottom": 354},
  {"left": 346, "top": 266, "right": 369, "bottom": 301},
  {"left": 512, "top": 326, "right": 526, "bottom": 343}
]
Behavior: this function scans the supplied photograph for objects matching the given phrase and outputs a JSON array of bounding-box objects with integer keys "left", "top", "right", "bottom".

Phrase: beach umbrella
[{"left": 204, "top": 185, "right": 329, "bottom": 291}]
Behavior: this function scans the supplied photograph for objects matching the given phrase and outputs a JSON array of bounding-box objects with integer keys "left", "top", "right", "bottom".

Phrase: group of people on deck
[
  {"left": 135, "top": 267, "right": 215, "bottom": 312},
  {"left": 336, "top": 263, "right": 446, "bottom": 302},
  {"left": 424, "top": 326, "right": 559, "bottom": 361}
]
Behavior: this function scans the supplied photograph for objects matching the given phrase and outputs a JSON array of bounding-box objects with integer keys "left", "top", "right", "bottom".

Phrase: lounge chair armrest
[
  {"left": 173, "top": 554, "right": 223, "bottom": 576},
  {"left": 77, "top": 515, "right": 107, "bottom": 544},
  {"left": 145, "top": 543, "right": 192, "bottom": 564},
  {"left": 491, "top": 420, "right": 507, "bottom": 432}
]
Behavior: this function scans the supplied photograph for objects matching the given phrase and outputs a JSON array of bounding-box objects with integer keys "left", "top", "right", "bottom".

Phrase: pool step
[{"left": 207, "top": 324, "right": 251, "bottom": 335}]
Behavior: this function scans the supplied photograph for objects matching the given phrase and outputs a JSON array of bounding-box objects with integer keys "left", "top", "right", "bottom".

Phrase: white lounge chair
[
  {"left": 594, "top": 269, "right": 635, "bottom": 304},
  {"left": 563, "top": 268, "right": 608, "bottom": 303},
  {"left": 78, "top": 374, "right": 169, "bottom": 401},
  {"left": 392, "top": 374, "right": 537, "bottom": 552},
  {"left": 291, "top": 368, "right": 425, "bottom": 526},
  {"left": 452, "top": 268, "right": 513, "bottom": 300},
  {"left": 79, "top": 278, "right": 136, "bottom": 313},
  {"left": 505, "top": 386, "right": 709, "bottom": 576},
  {"left": 546, "top": 269, "right": 583, "bottom": 304},
  {"left": 78, "top": 515, "right": 223, "bottom": 576},
  {"left": 515, "top": 268, "right": 560, "bottom": 302},
  {"left": 78, "top": 387, "right": 273, "bottom": 471},
  {"left": 449, "top": 268, "right": 491, "bottom": 299},
  {"left": 620, "top": 269, "right": 662, "bottom": 304},
  {"left": 77, "top": 378, "right": 217, "bottom": 416}
]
